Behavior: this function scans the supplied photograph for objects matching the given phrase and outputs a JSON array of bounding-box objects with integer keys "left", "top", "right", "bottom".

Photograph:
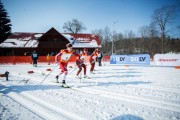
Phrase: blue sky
[{"left": 1, "top": 0, "right": 180, "bottom": 37}]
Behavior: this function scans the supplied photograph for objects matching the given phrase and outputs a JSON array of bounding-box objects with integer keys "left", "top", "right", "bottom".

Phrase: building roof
[
  {"left": 62, "top": 33, "right": 102, "bottom": 48},
  {"left": 0, "top": 28, "right": 102, "bottom": 48},
  {"left": 0, "top": 32, "right": 42, "bottom": 48}
]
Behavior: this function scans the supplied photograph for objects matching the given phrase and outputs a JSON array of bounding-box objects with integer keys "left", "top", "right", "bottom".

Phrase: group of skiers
[
  {"left": 31, "top": 43, "right": 103, "bottom": 88},
  {"left": 55, "top": 43, "right": 103, "bottom": 88}
]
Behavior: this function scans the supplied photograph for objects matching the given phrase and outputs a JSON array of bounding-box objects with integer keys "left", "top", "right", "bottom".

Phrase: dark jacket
[
  {"left": 97, "top": 52, "right": 103, "bottom": 60},
  {"left": 31, "top": 52, "right": 38, "bottom": 60}
]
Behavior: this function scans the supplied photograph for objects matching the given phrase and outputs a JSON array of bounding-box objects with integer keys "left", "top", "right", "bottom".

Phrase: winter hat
[{"left": 66, "top": 43, "right": 73, "bottom": 48}]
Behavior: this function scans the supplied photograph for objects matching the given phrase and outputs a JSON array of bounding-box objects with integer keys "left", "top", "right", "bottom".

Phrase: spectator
[
  {"left": 31, "top": 50, "right": 38, "bottom": 67},
  {"left": 46, "top": 53, "right": 52, "bottom": 65},
  {"left": 97, "top": 50, "right": 103, "bottom": 66}
]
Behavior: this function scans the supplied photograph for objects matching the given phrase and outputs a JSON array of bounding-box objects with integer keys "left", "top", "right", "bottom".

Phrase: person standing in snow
[
  {"left": 89, "top": 49, "right": 99, "bottom": 74},
  {"left": 31, "top": 50, "right": 38, "bottom": 67},
  {"left": 76, "top": 48, "right": 88, "bottom": 79},
  {"left": 55, "top": 43, "right": 79, "bottom": 87},
  {"left": 46, "top": 53, "right": 52, "bottom": 65},
  {"left": 97, "top": 49, "right": 103, "bottom": 66}
]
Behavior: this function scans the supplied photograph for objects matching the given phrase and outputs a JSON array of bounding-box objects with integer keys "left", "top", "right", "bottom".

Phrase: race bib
[
  {"left": 92, "top": 56, "right": 97, "bottom": 60},
  {"left": 61, "top": 54, "right": 71, "bottom": 61},
  {"left": 80, "top": 56, "right": 85, "bottom": 60}
]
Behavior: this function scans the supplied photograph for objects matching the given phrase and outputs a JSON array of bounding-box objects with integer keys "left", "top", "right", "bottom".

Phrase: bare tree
[
  {"left": 92, "top": 27, "right": 112, "bottom": 55},
  {"left": 62, "top": 18, "right": 86, "bottom": 33},
  {"left": 148, "top": 22, "right": 158, "bottom": 38},
  {"left": 138, "top": 25, "right": 149, "bottom": 38},
  {"left": 91, "top": 29, "right": 103, "bottom": 43},
  {"left": 152, "top": 5, "right": 177, "bottom": 53},
  {"left": 102, "top": 27, "right": 112, "bottom": 55},
  {"left": 114, "top": 33, "right": 124, "bottom": 54},
  {"left": 138, "top": 25, "right": 149, "bottom": 53},
  {"left": 176, "top": 26, "right": 180, "bottom": 38},
  {"left": 124, "top": 30, "right": 136, "bottom": 54}
]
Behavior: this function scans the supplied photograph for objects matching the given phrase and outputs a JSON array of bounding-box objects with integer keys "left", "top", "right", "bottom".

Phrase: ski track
[
  {"left": 70, "top": 87, "right": 180, "bottom": 113},
  {"left": 0, "top": 84, "right": 85, "bottom": 120},
  {"left": 6, "top": 69, "right": 180, "bottom": 113},
  {"left": 40, "top": 80, "right": 180, "bottom": 113},
  {"left": 1, "top": 63, "right": 180, "bottom": 120},
  {"left": 0, "top": 93, "right": 44, "bottom": 120}
]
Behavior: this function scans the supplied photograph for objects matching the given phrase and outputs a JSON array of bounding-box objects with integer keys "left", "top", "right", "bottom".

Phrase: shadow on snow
[{"left": 111, "top": 114, "right": 144, "bottom": 120}]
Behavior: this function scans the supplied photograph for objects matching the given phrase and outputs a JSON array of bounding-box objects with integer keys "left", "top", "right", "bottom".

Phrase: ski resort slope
[{"left": 0, "top": 62, "right": 180, "bottom": 120}]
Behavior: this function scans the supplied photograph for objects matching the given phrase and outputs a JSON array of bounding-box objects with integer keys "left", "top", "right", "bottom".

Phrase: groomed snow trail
[
  {"left": 0, "top": 63, "right": 180, "bottom": 120},
  {"left": 0, "top": 84, "right": 85, "bottom": 120},
  {"left": 71, "top": 87, "right": 180, "bottom": 113}
]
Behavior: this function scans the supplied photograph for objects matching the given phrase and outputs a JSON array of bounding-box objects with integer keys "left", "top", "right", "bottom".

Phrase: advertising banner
[
  {"left": 154, "top": 54, "right": 180, "bottom": 66},
  {"left": 110, "top": 55, "right": 128, "bottom": 64},
  {"left": 128, "top": 54, "right": 150, "bottom": 65},
  {"left": 110, "top": 54, "right": 150, "bottom": 65}
]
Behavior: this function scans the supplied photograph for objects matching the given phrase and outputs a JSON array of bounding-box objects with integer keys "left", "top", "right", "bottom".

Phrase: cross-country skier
[
  {"left": 55, "top": 43, "right": 79, "bottom": 87},
  {"left": 89, "top": 49, "right": 99, "bottom": 74},
  {"left": 76, "top": 48, "right": 88, "bottom": 79}
]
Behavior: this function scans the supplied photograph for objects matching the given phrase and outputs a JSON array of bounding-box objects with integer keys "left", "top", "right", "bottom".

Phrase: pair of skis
[
  {"left": 40, "top": 63, "right": 79, "bottom": 83},
  {"left": 55, "top": 77, "right": 90, "bottom": 88}
]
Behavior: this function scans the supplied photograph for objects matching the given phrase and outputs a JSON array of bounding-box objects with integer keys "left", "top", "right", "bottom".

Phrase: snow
[
  {"left": 0, "top": 62, "right": 180, "bottom": 120},
  {"left": 34, "top": 34, "right": 43, "bottom": 38},
  {"left": 0, "top": 38, "right": 38, "bottom": 48},
  {"left": 0, "top": 31, "right": 100, "bottom": 48},
  {"left": 72, "top": 40, "right": 99, "bottom": 48},
  {"left": 0, "top": 33, "right": 99, "bottom": 48},
  {"left": 62, "top": 34, "right": 99, "bottom": 48}
]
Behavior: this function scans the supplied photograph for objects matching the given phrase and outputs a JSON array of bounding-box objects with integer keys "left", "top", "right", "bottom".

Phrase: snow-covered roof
[
  {"left": 0, "top": 32, "right": 41, "bottom": 48},
  {"left": 0, "top": 30, "right": 101, "bottom": 48},
  {"left": 62, "top": 33, "right": 102, "bottom": 48}
]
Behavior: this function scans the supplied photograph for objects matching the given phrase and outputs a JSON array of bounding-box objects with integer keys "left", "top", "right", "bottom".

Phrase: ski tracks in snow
[
  {"left": 0, "top": 84, "right": 85, "bottom": 120},
  {"left": 9, "top": 71, "right": 180, "bottom": 113},
  {"left": 71, "top": 87, "right": 180, "bottom": 113}
]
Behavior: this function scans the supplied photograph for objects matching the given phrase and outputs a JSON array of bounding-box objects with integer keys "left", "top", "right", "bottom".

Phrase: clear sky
[{"left": 1, "top": 0, "right": 180, "bottom": 37}]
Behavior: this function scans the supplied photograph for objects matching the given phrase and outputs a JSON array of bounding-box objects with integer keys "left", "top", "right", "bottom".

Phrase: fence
[{"left": 0, "top": 56, "right": 110, "bottom": 64}]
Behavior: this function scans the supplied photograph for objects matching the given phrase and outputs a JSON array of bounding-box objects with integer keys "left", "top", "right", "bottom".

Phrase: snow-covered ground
[{"left": 0, "top": 62, "right": 180, "bottom": 120}]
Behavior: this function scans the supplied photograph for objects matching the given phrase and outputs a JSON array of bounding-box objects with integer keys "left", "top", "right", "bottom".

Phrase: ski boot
[
  {"left": 76, "top": 75, "right": 81, "bottom": 79},
  {"left": 56, "top": 75, "right": 59, "bottom": 83},
  {"left": 84, "top": 75, "right": 90, "bottom": 79},
  {"left": 62, "top": 80, "right": 69, "bottom": 88}
]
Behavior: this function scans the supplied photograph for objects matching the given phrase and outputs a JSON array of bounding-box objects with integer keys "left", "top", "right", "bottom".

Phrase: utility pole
[{"left": 112, "top": 21, "right": 117, "bottom": 55}]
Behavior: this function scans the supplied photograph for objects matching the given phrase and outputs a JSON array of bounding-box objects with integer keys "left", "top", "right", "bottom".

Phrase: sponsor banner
[
  {"left": 154, "top": 54, "right": 180, "bottom": 66},
  {"left": 110, "top": 54, "right": 150, "bottom": 65},
  {"left": 128, "top": 54, "right": 150, "bottom": 65},
  {"left": 110, "top": 55, "right": 128, "bottom": 64}
]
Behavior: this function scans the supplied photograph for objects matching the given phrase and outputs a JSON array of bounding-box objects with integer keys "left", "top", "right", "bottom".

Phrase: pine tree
[{"left": 0, "top": 0, "right": 11, "bottom": 43}]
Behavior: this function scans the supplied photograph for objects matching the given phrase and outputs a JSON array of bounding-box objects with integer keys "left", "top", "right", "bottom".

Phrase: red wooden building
[{"left": 0, "top": 27, "right": 102, "bottom": 56}]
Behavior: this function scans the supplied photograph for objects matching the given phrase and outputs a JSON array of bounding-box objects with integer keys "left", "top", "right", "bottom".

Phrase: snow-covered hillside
[{"left": 0, "top": 62, "right": 180, "bottom": 120}]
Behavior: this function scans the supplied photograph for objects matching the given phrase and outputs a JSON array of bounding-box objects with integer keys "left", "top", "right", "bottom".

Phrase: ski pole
[
  {"left": 40, "top": 64, "right": 58, "bottom": 83},
  {"left": 68, "top": 67, "right": 78, "bottom": 74}
]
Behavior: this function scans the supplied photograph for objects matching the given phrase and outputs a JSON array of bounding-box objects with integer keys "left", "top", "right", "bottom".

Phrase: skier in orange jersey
[
  {"left": 76, "top": 48, "right": 88, "bottom": 79},
  {"left": 55, "top": 43, "right": 79, "bottom": 87},
  {"left": 89, "top": 49, "right": 99, "bottom": 74}
]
